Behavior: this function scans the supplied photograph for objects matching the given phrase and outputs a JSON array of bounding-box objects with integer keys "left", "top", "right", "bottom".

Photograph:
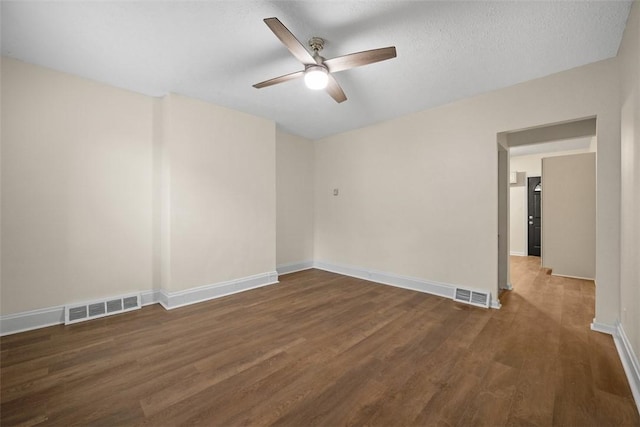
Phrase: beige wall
[
  {"left": 1, "top": 58, "right": 277, "bottom": 314},
  {"left": 276, "top": 130, "right": 314, "bottom": 268},
  {"left": 315, "top": 106, "right": 498, "bottom": 295},
  {"left": 509, "top": 148, "right": 594, "bottom": 256},
  {"left": 542, "top": 153, "right": 596, "bottom": 279},
  {"left": 158, "top": 93, "right": 276, "bottom": 292},
  {"left": 315, "top": 58, "right": 620, "bottom": 322},
  {"left": 1, "top": 58, "right": 154, "bottom": 314},
  {"left": 619, "top": 0, "right": 640, "bottom": 365}
]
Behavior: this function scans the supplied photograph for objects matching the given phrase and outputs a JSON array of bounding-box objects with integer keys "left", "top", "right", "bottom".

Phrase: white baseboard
[
  {"left": 0, "top": 305, "right": 65, "bottom": 336},
  {"left": 1, "top": 271, "right": 279, "bottom": 335},
  {"left": 500, "top": 282, "right": 514, "bottom": 291},
  {"left": 510, "top": 251, "right": 526, "bottom": 256},
  {"left": 276, "top": 260, "right": 314, "bottom": 275},
  {"left": 590, "top": 319, "right": 618, "bottom": 335},
  {"left": 552, "top": 272, "right": 595, "bottom": 281},
  {"left": 141, "top": 290, "right": 163, "bottom": 306},
  {"left": 313, "top": 260, "right": 500, "bottom": 309},
  {"left": 590, "top": 319, "right": 640, "bottom": 413},
  {"left": 159, "top": 271, "right": 279, "bottom": 310},
  {"left": 615, "top": 322, "right": 640, "bottom": 414}
]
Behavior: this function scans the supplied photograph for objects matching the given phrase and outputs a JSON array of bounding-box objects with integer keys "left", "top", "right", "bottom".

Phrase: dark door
[{"left": 528, "top": 177, "right": 542, "bottom": 256}]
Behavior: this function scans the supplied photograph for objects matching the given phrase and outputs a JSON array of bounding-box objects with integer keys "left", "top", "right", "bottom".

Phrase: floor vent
[
  {"left": 65, "top": 294, "right": 141, "bottom": 325},
  {"left": 453, "top": 288, "right": 490, "bottom": 308}
]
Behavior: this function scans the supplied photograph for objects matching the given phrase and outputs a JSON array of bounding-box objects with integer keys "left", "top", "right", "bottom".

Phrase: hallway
[{"left": 504, "top": 255, "right": 638, "bottom": 425}]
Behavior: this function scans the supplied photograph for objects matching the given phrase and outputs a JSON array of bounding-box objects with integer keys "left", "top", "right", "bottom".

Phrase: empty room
[{"left": 1, "top": 1, "right": 639, "bottom": 426}]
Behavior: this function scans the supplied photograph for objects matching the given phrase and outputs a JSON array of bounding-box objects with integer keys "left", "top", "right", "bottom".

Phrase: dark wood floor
[{"left": 1, "top": 256, "right": 638, "bottom": 426}]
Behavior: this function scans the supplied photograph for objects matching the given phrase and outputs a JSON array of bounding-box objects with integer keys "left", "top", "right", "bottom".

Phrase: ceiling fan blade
[
  {"left": 253, "top": 70, "right": 305, "bottom": 89},
  {"left": 264, "top": 17, "right": 316, "bottom": 65},
  {"left": 325, "top": 74, "right": 347, "bottom": 103},
  {"left": 324, "top": 46, "right": 397, "bottom": 73}
]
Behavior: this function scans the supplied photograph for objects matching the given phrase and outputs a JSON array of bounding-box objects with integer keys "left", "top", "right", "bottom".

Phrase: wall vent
[
  {"left": 65, "top": 294, "right": 141, "bottom": 325},
  {"left": 453, "top": 287, "right": 490, "bottom": 308}
]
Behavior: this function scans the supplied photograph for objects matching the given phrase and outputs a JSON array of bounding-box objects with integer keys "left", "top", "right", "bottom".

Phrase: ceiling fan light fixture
[
  {"left": 254, "top": 17, "right": 396, "bottom": 103},
  {"left": 304, "top": 65, "right": 328, "bottom": 90}
]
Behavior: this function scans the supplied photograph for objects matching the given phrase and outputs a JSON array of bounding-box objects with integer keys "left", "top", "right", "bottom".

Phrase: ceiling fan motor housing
[{"left": 309, "top": 37, "right": 325, "bottom": 53}]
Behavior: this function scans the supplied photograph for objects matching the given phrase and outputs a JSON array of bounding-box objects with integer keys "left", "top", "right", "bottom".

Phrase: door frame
[{"left": 497, "top": 142, "right": 511, "bottom": 293}]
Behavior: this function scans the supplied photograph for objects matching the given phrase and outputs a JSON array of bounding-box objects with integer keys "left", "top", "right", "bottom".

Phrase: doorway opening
[{"left": 497, "top": 116, "right": 597, "bottom": 298}]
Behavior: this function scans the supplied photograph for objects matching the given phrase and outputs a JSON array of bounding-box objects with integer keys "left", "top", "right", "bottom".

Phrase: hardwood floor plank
[
  {"left": 411, "top": 362, "right": 483, "bottom": 426},
  {"left": 269, "top": 356, "right": 385, "bottom": 426},
  {"left": 457, "top": 361, "right": 520, "bottom": 426},
  {"left": 141, "top": 337, "right": 306, "bottom": 416}
]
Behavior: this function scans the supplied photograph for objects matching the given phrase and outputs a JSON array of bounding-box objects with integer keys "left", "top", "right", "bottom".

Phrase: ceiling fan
[{"left": 253, "top": 17, "right": 397, "bottom": 103}]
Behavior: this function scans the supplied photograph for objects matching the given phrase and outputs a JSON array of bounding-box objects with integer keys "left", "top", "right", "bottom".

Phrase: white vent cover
[
  {"left": 65, "top": 294, "right": 141, "bottom": 325},
  {"left": 453, "top": 288, "right": 490, "bottom": 308}
]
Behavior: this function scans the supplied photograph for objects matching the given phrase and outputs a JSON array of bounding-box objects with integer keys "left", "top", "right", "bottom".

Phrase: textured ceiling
[{"left": 1, "top": 1, "right": 633, "bottom": 140}]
